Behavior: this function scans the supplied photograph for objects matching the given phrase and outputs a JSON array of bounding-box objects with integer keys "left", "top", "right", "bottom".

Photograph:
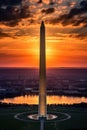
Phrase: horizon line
[{"left": 0, "top": 66, "right": 87, "bottom": 69}]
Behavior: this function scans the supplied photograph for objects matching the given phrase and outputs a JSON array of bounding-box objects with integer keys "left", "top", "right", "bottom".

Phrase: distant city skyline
[{"left": 0, "top": 0, "right": 87, "bottom": 68}]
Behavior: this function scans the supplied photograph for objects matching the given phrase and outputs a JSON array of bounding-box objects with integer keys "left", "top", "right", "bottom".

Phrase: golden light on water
[{"left": 1, "top": 95, "right": 87, "bottom": 105}]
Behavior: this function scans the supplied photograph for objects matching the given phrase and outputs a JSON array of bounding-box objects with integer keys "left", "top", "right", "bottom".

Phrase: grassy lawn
[{"left": 0, "top": 106, "right": 87, "bottom": 130}]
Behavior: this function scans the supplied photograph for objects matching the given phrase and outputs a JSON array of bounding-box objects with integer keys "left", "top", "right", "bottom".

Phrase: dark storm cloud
[
  {"left": 0, "top": 0, "right": 31, "bottom": 26},
  {"left": 41, "top": 8, "right": 55, "bottom": 14},
  {"left": 65, "top": 0, "right": 87, "bottom": 19},
  {"left": 49, "top": 0, "right": 87, "bottom": 27},
  {"left": 76, "top": 34, "right": 87, "bottom": 39},
  {"left": 0, "top": 29, "right": 10, "bottom": 38},
  {"left": 0, "top": 0, "right": 22, "bottom": 6},
  {"left": 70, "top": 33, "right": 87, "bottom": 40},
  {"left": 37, "top": 0, "right": 43, "bottom": 4},
  {"left": 69, "top": 26, "right": 87, "bottom": 39}
]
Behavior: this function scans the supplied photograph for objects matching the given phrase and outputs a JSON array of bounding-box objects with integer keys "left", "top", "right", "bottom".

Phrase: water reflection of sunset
[{"left": 1, "top": 95, "right": 87, "bottom": 105}]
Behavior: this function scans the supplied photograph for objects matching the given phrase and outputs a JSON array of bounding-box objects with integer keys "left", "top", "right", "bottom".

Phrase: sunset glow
[{"left": 0, "top": 0, "right": 87, "bottom": 68}]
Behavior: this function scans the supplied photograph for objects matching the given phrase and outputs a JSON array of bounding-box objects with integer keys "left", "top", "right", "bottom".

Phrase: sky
[{"left": 0, "top": 0, "right": 87, "bottom": 68}]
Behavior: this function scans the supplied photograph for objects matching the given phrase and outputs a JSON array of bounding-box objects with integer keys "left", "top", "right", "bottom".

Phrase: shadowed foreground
[{"left": 0, "top": 104, "right": 87, "bottom": 130}]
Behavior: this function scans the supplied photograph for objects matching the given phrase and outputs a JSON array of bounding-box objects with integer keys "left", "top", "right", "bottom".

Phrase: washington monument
[
  {"left": 28, "top": 21, "right": 57, "bottom": 121},
  {"left": 38, "top": 21, "right": 47, "bottom": 119}
]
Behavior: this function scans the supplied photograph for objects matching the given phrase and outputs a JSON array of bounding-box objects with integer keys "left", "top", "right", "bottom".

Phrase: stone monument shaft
[{"left": 39, "top": 21, "right": 46, "bottom": 118}]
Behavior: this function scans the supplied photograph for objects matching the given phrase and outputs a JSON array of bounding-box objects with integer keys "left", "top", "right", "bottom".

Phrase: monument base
[
  {"left": 39, "top": 116, "right": 46, "bottom": 121},
  {"left": 28, "top": 114, "right": 57, "bottom": 120},
  {"left": 14, "top": 111, "right": 71, "bottom": 122}
]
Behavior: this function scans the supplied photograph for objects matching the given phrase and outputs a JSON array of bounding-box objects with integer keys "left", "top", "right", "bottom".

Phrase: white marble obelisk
[{"left": 38, "top": 21, "right": 46, "bottom": 119}]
